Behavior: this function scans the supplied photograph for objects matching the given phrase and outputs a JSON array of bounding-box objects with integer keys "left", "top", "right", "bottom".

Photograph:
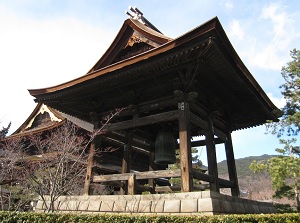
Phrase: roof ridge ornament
[
  {"left": 125, "top": 6, "right": 163, "bottom": 34},
  {"left": 126, "top": 6, "right": 145, "bottom": 24}
]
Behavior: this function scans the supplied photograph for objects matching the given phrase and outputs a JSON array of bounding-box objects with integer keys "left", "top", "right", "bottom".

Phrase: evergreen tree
[{"left": 251, "top": 49, "right": 300, "bottom": 212}]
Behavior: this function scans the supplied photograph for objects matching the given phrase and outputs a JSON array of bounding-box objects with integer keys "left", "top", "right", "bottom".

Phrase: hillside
[
  {"left": 218, "top": 154, "right": 275, "bottom": 177},
  {"left": 217, "top": 154, "right": 294, "bottom": 206}
]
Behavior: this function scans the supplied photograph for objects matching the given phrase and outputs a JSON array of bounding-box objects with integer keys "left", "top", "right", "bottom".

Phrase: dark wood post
[
  {"left": 178, "top": 101, "right": 192, "bottom": 192},
  {"left": 83, "top": 112, "right": 99, "bottom": 195},
  {"left": 225, "top": 131, "right": 239, "bottom": 197},
  {"left": 205, "top": 114, "right": 220, "bottom": 193},
  {"left": 83, "top": 142, "right": 95, "bottom": 195},
  {"left": 120, "top": 132, "right": 133, "bottom": 195}
]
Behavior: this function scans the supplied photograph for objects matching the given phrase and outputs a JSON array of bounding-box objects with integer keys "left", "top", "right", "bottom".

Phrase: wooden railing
[{"left": 93, "top": 169, "right": 234, "bottom": 195}]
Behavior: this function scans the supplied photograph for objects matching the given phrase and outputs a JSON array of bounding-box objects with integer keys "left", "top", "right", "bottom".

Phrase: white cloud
[
  {"left": 0, "top": 6, "right": 114, "bottom": 132},
  {"left": 267, "top": 93, "right": 286, "bottom": 109},
  {"left": 228, "top": 2, "right": 299, "bottom": 71},
  {"left": 261, "top": 3, "right": 288, "bottom": 37},
  {"left": 228, "top": 19, "right": 244, "bottom": 40},
  {"left": 224, "top": 1, "right": 233, "bottom": 10}
]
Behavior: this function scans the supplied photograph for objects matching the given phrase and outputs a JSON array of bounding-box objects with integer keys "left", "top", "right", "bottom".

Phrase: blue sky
[{"left": 1, "top": 0, "right": 300, "bottom": 164}]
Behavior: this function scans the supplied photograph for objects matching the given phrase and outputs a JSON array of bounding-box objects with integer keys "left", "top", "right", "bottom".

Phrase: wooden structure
[{"left": 27, "top": 14, "right": 281, "bottom": 198}]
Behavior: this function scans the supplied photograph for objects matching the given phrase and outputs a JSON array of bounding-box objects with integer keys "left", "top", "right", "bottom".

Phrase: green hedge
[{"left": 0, "top": 211, "right": 299, "bottom": 223}]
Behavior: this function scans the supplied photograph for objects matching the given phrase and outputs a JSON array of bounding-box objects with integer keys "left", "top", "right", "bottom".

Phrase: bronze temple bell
[{"left": 154, "top": 131, "right": 176, "bottom": 164}]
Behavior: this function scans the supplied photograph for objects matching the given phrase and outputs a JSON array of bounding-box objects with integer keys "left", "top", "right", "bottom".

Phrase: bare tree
[
  {"left": 1, "top": 108, "right": 123, "bottom": 212},
  {"left": 0, "top": 137, "right": 31, "bottom": 210}
]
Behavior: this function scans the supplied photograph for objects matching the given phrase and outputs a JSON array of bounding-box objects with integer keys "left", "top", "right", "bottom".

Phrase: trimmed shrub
[{"left": 0, "top": 212, "right": 299, "bottom": 223}]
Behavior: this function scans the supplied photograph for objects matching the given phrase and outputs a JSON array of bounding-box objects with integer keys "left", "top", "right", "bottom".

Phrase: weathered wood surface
[
  {"left": 178, "top": 101, "right": 192, "bottom": 192},
  {"left": 83, "top": 142, "right": 95, "bottom": 195},
  {"left": 93, "top": 169, "right": 181, "bottom": 182}
]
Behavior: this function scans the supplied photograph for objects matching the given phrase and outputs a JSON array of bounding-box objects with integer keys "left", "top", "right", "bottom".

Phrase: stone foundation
[{"left": 35, "top": 191, "right": 275, "bottom": 215}]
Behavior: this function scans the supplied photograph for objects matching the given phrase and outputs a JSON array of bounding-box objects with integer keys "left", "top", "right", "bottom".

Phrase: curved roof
[{"left": 28, "top": 17, "right": 281, "bottom": 132}]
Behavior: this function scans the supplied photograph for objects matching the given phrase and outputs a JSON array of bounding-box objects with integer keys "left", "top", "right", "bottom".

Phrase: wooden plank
[
  {"left": 178, "top": 101, "right": 192, "bottom": 192},
  {"left": 93, "top": 169, "right": 181, "bottom": 182},
  {"left": 136, "top": 169, "right": 181, "bottom": 180},
  {"left": 128, "top": 174, "right": 136, "bottom": 195},
  {"left": 225, "top": 132, "right": 240, "bottom": 196},
  {"left": 205, "top": 115, "right": 220, "bottom": 193},
  {"left": 103, "top": 110, "right": 179, "bottom": 132}
]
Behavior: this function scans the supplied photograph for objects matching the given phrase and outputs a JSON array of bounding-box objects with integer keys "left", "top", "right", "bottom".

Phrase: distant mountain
[
  {"left": 218, "top": 154, "right": 276, "bottom": 177},
  {"left": 217, "top": 154, "right": 294, "bottom": 206}
]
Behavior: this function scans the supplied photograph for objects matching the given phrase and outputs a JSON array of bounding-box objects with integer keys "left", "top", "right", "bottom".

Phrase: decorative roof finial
[
  {"left": 125, "top": 6, "right": 145, "bottom": 24},
  {"left": 125, "top": 6, "right": 162, "bottom": 34}
]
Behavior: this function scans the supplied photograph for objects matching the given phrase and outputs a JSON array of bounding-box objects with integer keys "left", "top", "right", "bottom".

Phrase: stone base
[{"left": 35, "top": 191, "right": 276, "bottom": 215}]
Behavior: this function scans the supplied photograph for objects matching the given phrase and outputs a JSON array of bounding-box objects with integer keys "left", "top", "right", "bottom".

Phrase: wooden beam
[
  {"left": 218, "top": 178, "right": 234, "bottom": 188},
  {"left": 205, "top": 115, "right": 220, "bottom": 193},
  {"left": 93, "top": 169, "right": 181, "bottom": 182},
  {"left": 120, "top": 132, "right": 133, "bottom": 195},
  {"left": 100, "top": 96, "right": 178, "bottom": 118},
  {"left": 225, "top": 132, "right": 240, "bottom": 196},
  {"left": 178, "top": 101, "right": 193, "bottom": 192},
  {"left": 83, "top": 112, "right": 99, "bottom": 195},
  {"left": 101, "top": 132, "right": 151, "bottom": 153},
  {"left": 191, "top": 138, "right": 224, "bottom": 147},
  {"left": 190, "top": 112, "right": 227, "bottom": 141},
  {"left": 103, "top": 110, "right": 179, "bottom": 132},
  {"left": 83, "top": 140, "right": 96, "bottom": 195},
  {"left": 192, "top": 169, "right": 213, "bottom": 182}
]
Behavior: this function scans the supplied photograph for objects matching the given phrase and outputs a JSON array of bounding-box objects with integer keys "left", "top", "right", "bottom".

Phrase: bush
[{"left": 0, "top": 211, "right": 299, "bottom": 223}]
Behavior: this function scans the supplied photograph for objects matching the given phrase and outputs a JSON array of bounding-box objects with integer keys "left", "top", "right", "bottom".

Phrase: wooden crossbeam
[
  {"left": 218, "top": 178, "right": 234, "bottom": 188},
  {"left": 103, "top": 110, "right": 179, "bottom": 132},
  {"left": 192, "top": 169, "right": 213, "bottom": 182},
  {"left": 191, "top": 138, "right": 224, "bottom": 147},
  {"left": 93, "top": 169, "right": 181, "bottom": 182},
  {"left": 190, "top": 112, "right": 227, "bottom": 141}
]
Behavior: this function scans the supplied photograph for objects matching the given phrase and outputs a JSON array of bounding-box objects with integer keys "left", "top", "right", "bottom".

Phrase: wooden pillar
[
  {"left": 84, "top": 142, "right": 95, "bottom": 195},
  {"left": 120, "top": 132, "right": 132, "bottom": 195},
  {"left": 83, "top": 112, "right": 99, "bottom": 195},
  {"left": 205, "top": 115, "right": 220, "bottom": 193},
  {"left": 225, "top": 131, "right": 239, "bottom": 197},
  {"left": 178, "top": 101, "right": 192, "bottom": 192},
  {"left": 148, "top": 150, "right": 156, "bottom": 194}
]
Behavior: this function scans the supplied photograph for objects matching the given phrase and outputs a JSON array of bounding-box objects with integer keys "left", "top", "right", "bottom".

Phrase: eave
[{"left": 28, "top": 17, "right": 281, "bottom": 131}]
